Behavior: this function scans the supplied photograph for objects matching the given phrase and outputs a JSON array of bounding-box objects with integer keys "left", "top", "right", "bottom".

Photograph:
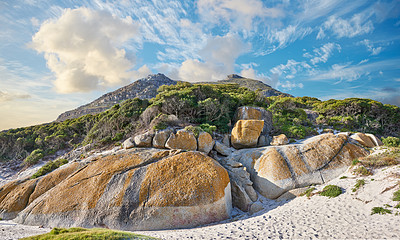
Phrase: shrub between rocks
[{"left": 31, "top": 158, "right": 68, "bottom": 179}]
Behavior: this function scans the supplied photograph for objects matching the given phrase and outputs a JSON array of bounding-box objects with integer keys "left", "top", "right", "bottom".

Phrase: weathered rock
[
  {"left": 350, "top": 133, "right": 375, "bottom": 148},
  {"left": 222, "top": 134, "right": 230, "bottom": 147},
  {"left": 230, "top": 181, "right": 253, "bottom": 212},
  {"left": 152, "top": 129, "right": 172, "bottom": 149},
  {"left": 245, "top": 185, "right": 258, "bottom": 202},
  {"left": 257, "top": 135, "right": 269, "bottom": 147},
  {"left": 165, "top": 130, "right": 197, "bottom": 151},
  {"left": 234, "top": 133, "right": 368, "bottom": 199},
  {"left": 231, "top": 120, "right": 264, "bottom": 149},
  {"left": 235, "top": 106, "right": 273, "bottom": 136},
  {"left": 122, "top": 137, "right": 135, "bottom": 149},
  {"left": 0, "top": 178, "right": 37, "bottom": 220},
  {"left": 366, "top": 133, "right": 383, "bottom": 147},
  {"left": 322, "top": 129, "right": 334, "bottom": 134},
  {"left": 198, "top": 131, "right": 215, "bottom": 154},
  {"left": 249, "top": 202, "right": 263, "bottom": 215},
  {"left": 214, "top": 141, "right": 232, "bottom": 156},
  {"left": 134, "top": 132, "right": 154, "bottom": 147},
  {"left": 275, "top": 187, "right": 310, "bottom": 202},
  {"left": 14, "top": 150, "right": 231, "bottom": 231},
  {"left": 270, "top": 134, "right": 289, "bottom": 146}
]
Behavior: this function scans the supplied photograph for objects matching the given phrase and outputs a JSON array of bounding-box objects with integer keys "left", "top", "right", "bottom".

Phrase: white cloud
[
  {"left": 316, "top": 27, "right": 326, "bottom": 39},
  {"left": 270, "top": 59, "right": 311, "bottom": 77},
  {"left": 240, "top": 67, "right": 277, "bottom": 87},
  {"left": 304, "top": 43, "right": 341, "bottom": 65},
  {"left": 323, "top": 13, "right": 374, "bottom": 38},
  {"left": 31, "top": 8, "right": 140, "bottom": 93},
  {"left": 280, "top": 81, "right": 304, "bottom": 90},
  {"left": 0, "top": 91, "right": 31, "bottom": 102},
  {"left": 197, "top": 0, "right": 283, "bottom": 31},
  {"left": 359, "top": 39, "right": 383, "bottom": 56},
  {"left": 178, "top": 33, "right": 250, "bottom": 82}
]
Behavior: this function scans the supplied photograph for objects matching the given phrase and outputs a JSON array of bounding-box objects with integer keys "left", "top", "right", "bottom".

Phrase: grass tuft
[
  {"left": 20, "top": 227, "right": 157, "bottom": 240},
  {"left": 371, "top": 207, "right": 392, "bottom": 215},
  {"left": 319, "top": 185, "right": 342, "bottom": 198},
  {"left": 352, "top": 179, "right": 366, "bottom": 192},
  {"left": 339, "top": 176, "right": 348, "bottom": 179},
  {"left": 300, "top": 187, "right": 316, "bottom": 198},
  {"left": 352, "top": 166, "right": 372, "bottom": 176},
  {"left": 393, "top": 189, "right": 400, "bottom": 202}
]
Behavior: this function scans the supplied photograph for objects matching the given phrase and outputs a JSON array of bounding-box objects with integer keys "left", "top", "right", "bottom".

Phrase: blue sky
[{"left": 1, "top": 0, "right": 400, "bottom": 130}]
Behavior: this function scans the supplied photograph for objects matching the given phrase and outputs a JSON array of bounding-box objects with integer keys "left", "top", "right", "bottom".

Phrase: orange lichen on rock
[
  {"left": 165, "top": 130, "right": 197, "bottom": 151},
  {"left": 30, "top": 153, "right": 146, "bottom": 214},
  {"left": 236, "top": 107, "right": 262, "bottom": 120},
  {"left": 139, "top": 152, "right": 230, "bottom": 207},
  {"left": 256, "top": 148, "right": 291, "bottom": 181},
  {"left": 282, "top": 146, "right": 310, "bottom": 176},
  {"left": 351, "top": 133, "right": 375, "bottom": 148},
  {"left": 28, "top": 162, "right": 80, "bottom": 205}
]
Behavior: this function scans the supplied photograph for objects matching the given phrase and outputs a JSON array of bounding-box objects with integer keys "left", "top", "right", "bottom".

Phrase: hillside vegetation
[{"left": 1, "top": 82, "right": 399, "bottom": 166}]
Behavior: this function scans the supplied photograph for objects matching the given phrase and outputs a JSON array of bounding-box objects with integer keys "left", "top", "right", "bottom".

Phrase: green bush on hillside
[
  {"left": 382, "top": 136, "right": 400, "bottom": 147},
  {"left": 31, "top": 158, "right": 68, "bottom": 179},
  {"left": 24, "top": 149, "right": 44, "bottom": 166}
]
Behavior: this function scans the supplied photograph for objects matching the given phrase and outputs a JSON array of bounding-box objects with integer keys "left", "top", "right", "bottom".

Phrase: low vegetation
[
  {"left": 319, "top": 185, "right": 342, "bottom": 198},
  {"left": 31, "top": 158, "right": 68, "bottom": 179},
  {"left": 300, "top": 187, "right": 316, "bottom": 198},
  {"left": 352, "top": 179, "right": 366, "bottom": 192},
  {"left": 21, "top": 227, "right": 156, "bottom": 240},
  {"left": 382, "top": 136, "right": 400, "bottom": 147},
  {"left": 371, "top": 207, "right": 392, "bottom": 215}
]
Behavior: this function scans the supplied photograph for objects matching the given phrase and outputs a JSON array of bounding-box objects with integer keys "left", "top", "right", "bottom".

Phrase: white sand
[
  {"left": 136, "top": 165, "right": 400, "bottom": 239},
  {"left": 0, "top": 220, "right": 51, "bottom": 240},
  {"left": 1, "top": 163, "right": 400, "bottom": 239}
]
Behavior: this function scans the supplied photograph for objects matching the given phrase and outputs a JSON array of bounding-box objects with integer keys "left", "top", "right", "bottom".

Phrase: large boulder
[
  {"left": 197, "top": 131, "right": 215, "bottom": 154},
  {"left": 233, "top": 133, "right": 369, "bottom": 199},
  {"left": 152, "top": 129, "right": 172, "bottom": 149},
  {"left": 165, "top": 130, "right": 197, "bottom": 151},
  {"left": 231, "top": 120, "right": 264, "bottom": 149},
  {"left": 14, "top": 150, "right": 231, "bottom": 231},
  {"left": 235, "top": 106, "right": 273, "bottom": 136}
]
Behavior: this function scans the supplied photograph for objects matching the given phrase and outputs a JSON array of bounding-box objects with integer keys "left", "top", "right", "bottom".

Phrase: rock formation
[
  {"left": 165, "top": 130, "right": 198, "bottom": 151},
  {"left": 231, "top": 120, "right": 264, "bottom": 149},
  {"left": 7, "top": 149, "right": 231, "bottom": 231}
]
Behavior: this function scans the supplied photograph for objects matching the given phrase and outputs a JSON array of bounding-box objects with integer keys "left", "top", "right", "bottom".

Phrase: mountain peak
[
  {"left": 226, "top": 74, "right": 244, "bottom": 79},
  {"left": 142, "top": 73, "right": 170, "bottom": 82}
]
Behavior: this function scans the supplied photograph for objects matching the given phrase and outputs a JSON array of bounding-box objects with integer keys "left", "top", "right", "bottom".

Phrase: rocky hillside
[
  {"left": 205, "top": 74, "right": 292, "bottom": 98},
  {"left": 56, "top": 73, "right": 177, "bottom": 121}
]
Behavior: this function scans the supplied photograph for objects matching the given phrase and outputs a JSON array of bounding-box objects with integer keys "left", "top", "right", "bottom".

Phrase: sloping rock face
[
  {"left": 231, "top": 133, "right": 368, "bottom": 199},
  {"left": 12, "top": 150, "right": 231, "bottom": 231},
  {"left": 231, "top": 120, "right": 264, "bottom": 149}
]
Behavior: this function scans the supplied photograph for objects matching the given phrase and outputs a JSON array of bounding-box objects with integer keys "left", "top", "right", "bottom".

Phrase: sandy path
[{"left": 0, "top": 220, "right": 51, "bottom": 240}]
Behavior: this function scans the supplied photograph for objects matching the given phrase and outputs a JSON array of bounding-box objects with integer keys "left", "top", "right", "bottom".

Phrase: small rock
[
  {"left": 153, "top": 129, "right": 172, "bottom": 149},
  {"left": 270, "top": 134, "right": 289, "bottom": 146},
  {"left": 214, "top": 141, "right": 232, "bottom": 156},
  {"left": 249, "top": 202, "right": 263, "bottom": 215},
  {"left": 122, "top": 137, "right": 135, "bottom": 149},
  {"left": 165, "top": 130, "right": 197, "bottom": 151},
  {"left": 350, "top": 133, "right": 375, "bottom": 148},
  {"left": 222, "top": 134, "right": 230, "bottom": 147},
  {"left": 198, "top": 131, "right": 215, "bottom": 154},
  {"left": 245, "top": 185, "right": 258, "bottom": 202},
  {"left": 134, "top": 132, "right": 154, "bottom": 147}
]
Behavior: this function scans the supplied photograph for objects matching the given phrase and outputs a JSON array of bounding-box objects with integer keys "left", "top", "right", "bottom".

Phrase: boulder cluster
[{"left": 0, "top": 106, "right": 383, "bottom": 231}]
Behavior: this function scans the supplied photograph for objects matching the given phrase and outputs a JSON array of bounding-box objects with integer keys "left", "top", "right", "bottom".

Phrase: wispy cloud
[
  {"left": 0, "top": 91, "right": 31, "bottom": 102},
  {"left": 270, "top": 59, "right": 312, "bottom": 79},
  {"left": 359, "top": 39, "right": 383, "bottom": 55},
  {"left": 310, "top": 59, "right": 400, "bottom": 82},
  {"left": 303, "top": 42, "right": 341, "bottom": 65},
  {"left": 322, "top": 13, "right": 374, "bottom": 38}
]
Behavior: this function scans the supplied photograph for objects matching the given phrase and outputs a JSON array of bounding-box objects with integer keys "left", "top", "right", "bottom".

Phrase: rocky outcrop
[
  {"left": 270, "top": 134, "right": 289, "bottom": 146},
  {"left": 235, "top": 106, "right": 273, "bottom": 136},
  {"left": 214, "top": 141, "right": 232, "bottom": 156},
  {"left": 231, "top": 120, "right": 264, "bottom": 149},
  {"left": 12, "top": 149, "right": 231, "bottom": 231},
  {"left": 152, "top": 129, "right": 172, "bottom": 149},
  {"left": 198, "top": 132, "right": 215, "bottom": 154},
  {"left": 231, "top": 133, "right": 369, "bottom": 199},
  {"left": 56, "top": 74, "right": 177, "bottom": 122},
  {"left": 122, "top": 137, "right": 135, "bottom": 149},
  {"left": 165, "top": 130, "right": 197, "bottom": 151},
  {"left": 351, "top": 132, "right": 383, "bottom": 148}
]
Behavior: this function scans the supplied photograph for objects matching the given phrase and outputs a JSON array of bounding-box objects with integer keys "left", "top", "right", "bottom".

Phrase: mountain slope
[
  {"left": 211, "top": 74, "right": 292, "bottom": 98},
  {"left": 56, "top": 73, "right": 176, "bottom": 122}
]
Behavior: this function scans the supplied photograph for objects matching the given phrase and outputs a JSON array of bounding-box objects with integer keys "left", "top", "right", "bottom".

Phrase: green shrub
[
  {"left": 394, "top": 189, "right": 400, "bottom": 201},
  {"left": 184, "top": 125, "right": 203, "bottom": 138},
  {"left": 319, "top": 185, "right": 342, "bottom": 198},
  {"left": 24, "top": 149, "right": 44, "bottom": 166},
  {"left": 112, "top": 132, "right": 124, "bottom": 142},
  {"left": 382, "top": 136, "right": 400, "bottom": 147},
  {"left": 339, "top": 176, "right": 348, "bottom": 179},
  {"left": 31, "top": 158, "right": 68, "bottom": 179},
  {"left": 300, "top": 187, "right": 316, "bottom": 198},
  {"left": 199, "top": 123, "right": 217, "bottom": 135},
  {"left": 352, "top": 179, "right": 366, "bottom": 192},
  {"left": 153, "top": 121, "right": 167, "bottom": 131},
  {"left": 352, "top": 166, "right": 372, "bottom": 176},
  {"left": 371, "top": 207, "right": 392, "bottom": 215}
]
